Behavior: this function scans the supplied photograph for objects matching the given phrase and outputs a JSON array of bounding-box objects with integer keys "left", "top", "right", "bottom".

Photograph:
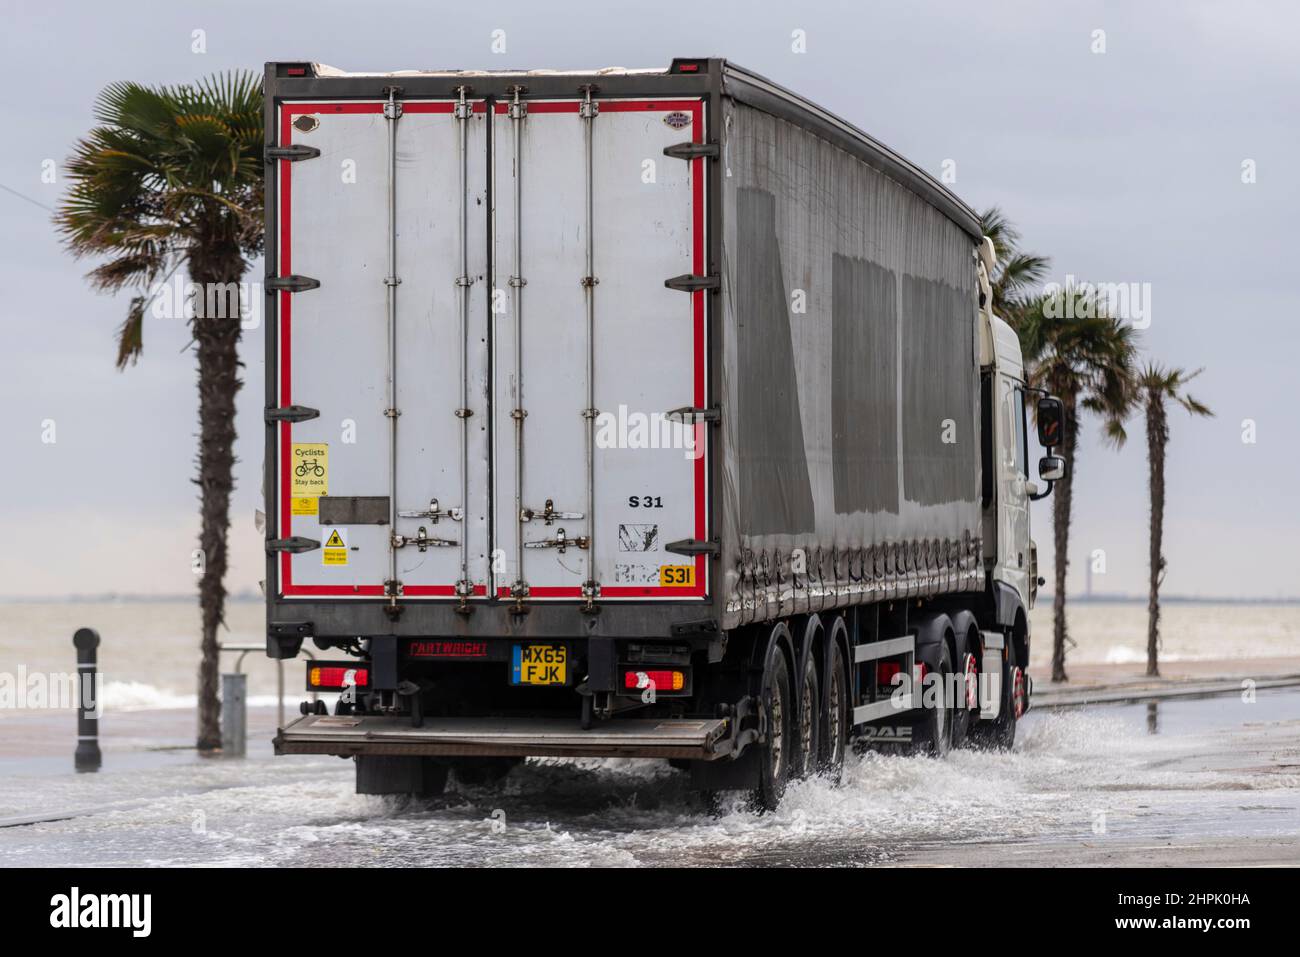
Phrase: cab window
[{"left": 1013, "top": 388, "right": 1028, "bottom": 478}]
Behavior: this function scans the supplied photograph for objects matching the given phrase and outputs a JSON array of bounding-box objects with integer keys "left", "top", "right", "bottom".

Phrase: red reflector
[
  {"left": 678, "top": 63, "right": 699, "bottom": 72},
  {"left": 876, "top": 661, "right": 902, "bottom": 685},
  {"left": 623, "top": 669, "right": 684, "bottom": 691},
  {"left": 309, "top": 666, "right": 369, "bottom": 689},
  {"left": 286, "top": 67, "right": 306, "bottom": 76}
]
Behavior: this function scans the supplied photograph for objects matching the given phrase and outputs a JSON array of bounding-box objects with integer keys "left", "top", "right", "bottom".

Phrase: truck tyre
[
  {"left": 969, "top": 639, "right": 1023, "bottom": 751},
  {"left": 821, "top": 639, "right": 849, "bottom": 783},
  {"left": 796, "top": 652, "right": 821, "bottom": 780},
  {"left": 951, "top": 646, "right": 980, "bottom": 748},
  {"left": 910, "top": 640, "right": 953, "bottom": 758},
  {"left": 752, "top": 648, "right": 793, "bottom": 812}
]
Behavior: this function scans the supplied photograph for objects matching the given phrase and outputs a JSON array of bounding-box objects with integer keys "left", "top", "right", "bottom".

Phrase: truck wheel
[
  {"left": 969, "top": 639, "right": 1022, "bottom": 751},
  {"left": 821, "top": 639, "right": 849, "bottom": 783},
  {"left": 910, "top": 640, "right": 953, "bottom": 758},
  {"left": 796, "top": 652, "right": 821, "bottom": 780},
  {"left": 951, "top": 649, "right": 979, "bottom": 748},
  {"left": 752, "top": 648, "right": 793, "bottom": 812}
]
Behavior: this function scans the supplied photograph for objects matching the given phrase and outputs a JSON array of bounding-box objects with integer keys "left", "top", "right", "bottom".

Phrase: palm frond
[
  {"left": 115, "top": 296, "right": 146, "bottom": 369},
  {"left": 58, "top": 70, "right": 263, "bottom": 367}
]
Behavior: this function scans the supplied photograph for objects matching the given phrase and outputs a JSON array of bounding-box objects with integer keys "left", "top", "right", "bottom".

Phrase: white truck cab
[{"left": 976, "top": 238, "right": 1066, "bottom": 614}]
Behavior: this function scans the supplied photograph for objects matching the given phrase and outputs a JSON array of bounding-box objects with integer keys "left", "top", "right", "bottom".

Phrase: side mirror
[
  {"left": 1036, "top": 396, "right": 1064, "bottom": 449},
  {"left": 1039, "top": 454, "right": 1067, "bottom": 482}
]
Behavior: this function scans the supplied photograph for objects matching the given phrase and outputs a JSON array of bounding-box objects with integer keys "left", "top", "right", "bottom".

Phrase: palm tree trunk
[
  {"left": 1146, "top": 393, "right": 1168, "bottom": 677},
  {"left": 1051, "top": 393, "right": 1079, "bottom": 683},
  {"left": 192, "top": 257, "right": 245, "bottom": 752}
]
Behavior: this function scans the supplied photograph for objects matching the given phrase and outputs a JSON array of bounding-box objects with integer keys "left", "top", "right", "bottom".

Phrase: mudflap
[
  {"left": 355, "top": 755, "right": 449, "bottom": 796},
  {"left": 689, "top": 748, "right": 760, "bottom": 791}
]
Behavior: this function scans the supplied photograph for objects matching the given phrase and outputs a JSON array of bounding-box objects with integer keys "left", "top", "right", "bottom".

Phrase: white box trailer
[{"left": 264, "top": 59, "right": 1064, "bottom": 807}]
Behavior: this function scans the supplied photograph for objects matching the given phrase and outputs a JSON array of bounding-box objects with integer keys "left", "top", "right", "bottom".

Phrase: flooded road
[{"left": 1, "top": 689, "right": 1297, "bottom": 867}]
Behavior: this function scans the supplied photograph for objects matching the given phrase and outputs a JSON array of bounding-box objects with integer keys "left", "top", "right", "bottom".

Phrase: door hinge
[
  {"left": 264, "top": 405, "right": 320, "bottom": 424},
  {"left": 266, "top": 274, "right": 320, "bottom": 293},
  {"left": 666, "top": 538, "right": 720, "bottom": 557},
  {"left": 266, "top": 536, "right": 319, "bottom": 554},
  {"left": 664, "top": 141, "right": 719, "bottom": 161},
  {"left": 265, "top": 144, "right": 321, "bottom": 163},
  {"left": 665, "top": 405, "right": 721, "bottom": 425},
  {"left": 664, "top": 273, "right": 720, "bottom": 293}
]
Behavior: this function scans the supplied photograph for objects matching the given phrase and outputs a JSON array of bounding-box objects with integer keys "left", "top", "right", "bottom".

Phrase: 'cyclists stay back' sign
[{"left": 291, "top": 443, "right": 328, "bottom": 516}]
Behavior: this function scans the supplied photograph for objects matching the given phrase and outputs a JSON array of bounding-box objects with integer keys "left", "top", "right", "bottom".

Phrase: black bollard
[{"left": 73, "top": 628, "right": 102, "bottom": 772}]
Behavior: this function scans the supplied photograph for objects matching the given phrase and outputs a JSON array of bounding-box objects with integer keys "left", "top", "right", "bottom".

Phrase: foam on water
[{"left": 3, "top": 698, "right": 1297, "bottom": 866}]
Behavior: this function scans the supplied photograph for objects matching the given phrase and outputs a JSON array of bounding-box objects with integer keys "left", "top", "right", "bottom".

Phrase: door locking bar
[
  {"left": 519, "top": 498, "right": 583, "bottom": 525},
  {"left": 580, "top": 83, "right": 600, "bottom": 612},
  {"left": 453, "top": 83, "right": 474, "bottom": 605},
  {"left": 525, "top": 530, "right": 592, "bottom": 553},
  {"left": 383, "top": 84, "right": 403, "bottom": 620},
  {"left": 508, "top": 84, "right": 529, "bottom": 608}
]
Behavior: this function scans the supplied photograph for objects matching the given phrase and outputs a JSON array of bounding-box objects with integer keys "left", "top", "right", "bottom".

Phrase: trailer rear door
[
  {"left": 273, "top": 96, "right": 492, "bottom": 599},
  {"left": 272, "top": 92, "right": 707, "bottom": 603},
  {"left": 490, "top": 95, "right": 708, "bottom": 601}
]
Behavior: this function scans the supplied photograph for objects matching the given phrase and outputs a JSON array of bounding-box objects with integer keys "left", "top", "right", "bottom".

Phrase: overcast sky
[{"left": 1, "top": 0, "right": 1296, "bottom": 599}]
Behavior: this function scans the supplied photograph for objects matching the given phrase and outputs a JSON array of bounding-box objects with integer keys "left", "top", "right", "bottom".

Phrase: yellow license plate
[
  {"left": 511, "top": 644, "right": 567, "bottom": 685},
  {"left": 659, "top": 564, "right": 696, "bottom": 587}
]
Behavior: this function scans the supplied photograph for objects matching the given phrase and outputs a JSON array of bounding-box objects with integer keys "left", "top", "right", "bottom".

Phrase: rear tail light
[
  {"left": 307, "top": 663, "right": 369, "bottom": 691},
  {"left": 876, "top": 661, "right": 902, "bottom": 685},
  {"left": 623, "top": 669, "right": 685, "bottom": 692}
]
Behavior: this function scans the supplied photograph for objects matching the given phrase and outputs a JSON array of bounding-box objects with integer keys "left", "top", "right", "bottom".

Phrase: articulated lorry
[{"left": 263, "top": 58, "right": 1066, "bottom": 808}]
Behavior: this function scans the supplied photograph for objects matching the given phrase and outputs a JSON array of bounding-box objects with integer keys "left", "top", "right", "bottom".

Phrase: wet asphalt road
[{"left": 1, "top": 689, "right": 1297, "bottom": 867}]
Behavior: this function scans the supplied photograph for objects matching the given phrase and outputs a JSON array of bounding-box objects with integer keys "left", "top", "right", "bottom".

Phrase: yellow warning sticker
[
  {"left": 322, "top": 527, "right": 348, "bottom": 566},
  {"left": 659, "top": 564, "right": 696, "bottom": 587},
  {"left": 290, "top": 443, "right": 328, "bottom": 515}
]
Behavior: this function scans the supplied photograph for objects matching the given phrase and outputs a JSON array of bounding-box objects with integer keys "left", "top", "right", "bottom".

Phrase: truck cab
[{"left": 977, "top": 238, "right": 1066, "bottom": 620}]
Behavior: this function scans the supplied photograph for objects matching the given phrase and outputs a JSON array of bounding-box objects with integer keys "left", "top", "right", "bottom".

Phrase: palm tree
[
  {"left": 1016, "top": 291, "right": 1139, "bottom": 682},
  {"left": 1137, "top": 363, "right": 1212, "bottom": 677},
  {"left": 979, "top": 210, "right": 1140, "bottom": 683},
  {"left": 57, "top": 73, "right": 264, "bottom": 751},
  {"left": 978, "top": 207, "right": 1051, "bottom": 326}
]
